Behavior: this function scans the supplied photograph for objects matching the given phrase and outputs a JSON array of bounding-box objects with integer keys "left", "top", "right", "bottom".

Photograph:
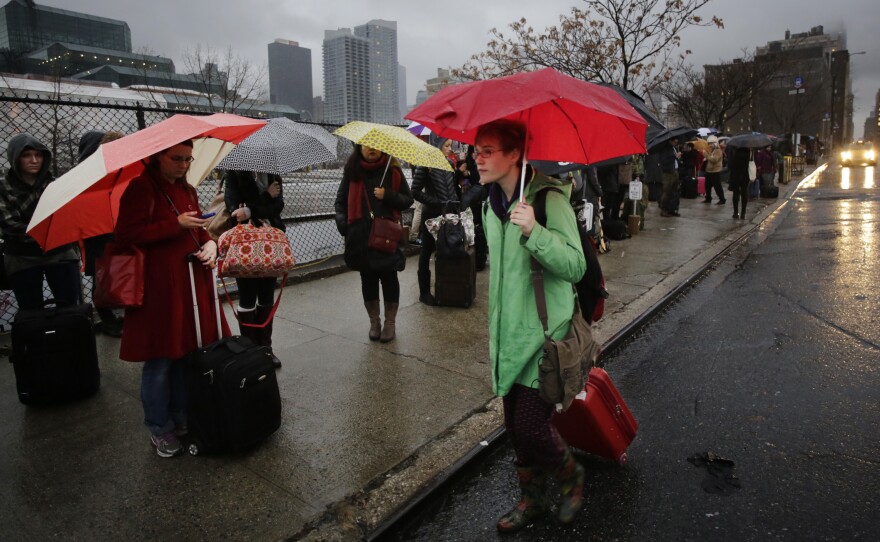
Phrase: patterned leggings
[{"left": 502, "top": 384, "right": 566, "bottom": 471}]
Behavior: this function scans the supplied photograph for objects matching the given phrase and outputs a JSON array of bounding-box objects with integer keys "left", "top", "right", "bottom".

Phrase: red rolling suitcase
[{"left": 551, "top": 367, "right": 638, "bottom": 465}]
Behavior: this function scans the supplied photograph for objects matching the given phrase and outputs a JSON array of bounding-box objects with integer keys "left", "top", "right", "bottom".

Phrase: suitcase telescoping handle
[{"left": 186, "top": 254, "right": 222, "bottom": 349}]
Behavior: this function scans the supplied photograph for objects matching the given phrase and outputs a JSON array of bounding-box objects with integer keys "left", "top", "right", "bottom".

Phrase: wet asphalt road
[{"left": 382, "top": 163, "right": 880, "bottom": 541}]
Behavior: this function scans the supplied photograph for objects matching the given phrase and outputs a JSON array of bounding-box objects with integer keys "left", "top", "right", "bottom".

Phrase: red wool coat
[{"left": 115, "top": 169, "right": 230, "bottom": 362}]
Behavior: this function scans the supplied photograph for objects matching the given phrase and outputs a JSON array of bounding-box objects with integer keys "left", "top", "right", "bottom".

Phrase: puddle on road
[{"left": 688, "top": 452, "right": 742, "bottom": 496}]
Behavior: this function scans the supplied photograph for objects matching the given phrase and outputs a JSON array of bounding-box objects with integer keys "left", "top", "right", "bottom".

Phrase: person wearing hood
[
  {"left": 411, "top": 137, "right": 484, "bottom": 305},
  {"left": 475, "top": 119, "right": 587, "bottom": 532},
  {"left": 0, "top": 133, "right": 81, "bottom": 310},
  {"left": 78, "top": 130, "right": 126, "bottom": 337}
]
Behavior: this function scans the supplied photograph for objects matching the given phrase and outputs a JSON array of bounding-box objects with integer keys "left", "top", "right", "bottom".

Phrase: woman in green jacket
[{"left": 475, "top": 120, "right": 587, "bottom": 532}]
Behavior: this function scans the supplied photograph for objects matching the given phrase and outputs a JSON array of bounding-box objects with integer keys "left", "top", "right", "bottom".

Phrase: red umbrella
[
  {"left": 406, "top": 67, "right": 647, "bottom": 165},
  {"left": 27, "top": 113, "right": 266, "bottom": 251}
]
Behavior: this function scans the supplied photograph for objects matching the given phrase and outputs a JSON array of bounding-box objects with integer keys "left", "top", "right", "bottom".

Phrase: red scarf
[{"left": 347, "top": 155, "right": 402, "bottom": 224}]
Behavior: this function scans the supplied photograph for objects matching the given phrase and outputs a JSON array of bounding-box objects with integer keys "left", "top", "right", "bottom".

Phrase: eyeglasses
[
  {"left": 472, "top": 148, "right": 502, "bottom": 160},
  {"left": 167, "top": 155, "right": 195, "bottom": 164}
]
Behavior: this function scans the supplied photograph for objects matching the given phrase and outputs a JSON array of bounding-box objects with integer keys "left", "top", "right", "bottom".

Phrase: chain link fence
[{"left": 0, "top": 95, "right": 414, "bottom": 329}]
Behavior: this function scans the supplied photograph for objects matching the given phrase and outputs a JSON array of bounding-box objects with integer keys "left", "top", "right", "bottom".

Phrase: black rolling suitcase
[
  {"left": 182, "top": 260, "right": 281, "bottom": 455},
  {"left": 760, "top": 185, "right": 779, "bottom": 198},
  {"left": 10, "top": 302, "right": 100, "bottom": 405},
  {"left": 680, "top": 176, "right": 698, "bottom": 198},
  {"left": 434, "top": 247, "right": 476, "bottom": 308}
]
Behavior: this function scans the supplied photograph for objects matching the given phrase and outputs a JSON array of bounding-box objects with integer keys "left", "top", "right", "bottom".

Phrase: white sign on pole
[
  {"left": 582, "top": 201, "right": 594, "bottom": 227},
  {"left": 629, "top": 180, "right": 643, "bottom": 201}
]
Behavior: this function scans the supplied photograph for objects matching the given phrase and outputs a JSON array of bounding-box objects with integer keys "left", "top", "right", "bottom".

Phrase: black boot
[
  {"left": 96, "top": 307, "right": 123, "bottom": 337},
  {"left": 237, "top": 306, "right": 261, "bottom": 345},
  {"left": 417, "top": 270, "right": 435, "bottom": 306},
  {"left": 255, "top": 304, "right": 282, "bottom": 369}
]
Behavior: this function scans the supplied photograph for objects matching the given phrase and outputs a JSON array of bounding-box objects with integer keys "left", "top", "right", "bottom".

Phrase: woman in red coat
[{"left": 114, "top": 140, "right": 229, "bottom": 458}]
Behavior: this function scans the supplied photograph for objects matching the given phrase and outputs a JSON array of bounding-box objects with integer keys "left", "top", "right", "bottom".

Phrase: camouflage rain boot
[
  {"left": 496, "top": 466, "right": 548, "bottom": 533},
  {"left": 555, "top": 449, "right": 586, "bottom": 524}
]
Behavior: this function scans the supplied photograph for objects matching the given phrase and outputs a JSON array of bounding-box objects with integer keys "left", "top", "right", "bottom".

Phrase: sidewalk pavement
[{"left": 0, "top": 171, "right": 815, "bottom": 541}]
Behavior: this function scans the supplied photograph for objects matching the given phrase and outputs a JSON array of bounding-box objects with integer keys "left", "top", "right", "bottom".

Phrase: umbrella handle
[
  {"left": 519, "top": 119, "right": 531, "bottom": 203},
  {"left": 379, "top": 158, "right": 391, "bottom": 188}
]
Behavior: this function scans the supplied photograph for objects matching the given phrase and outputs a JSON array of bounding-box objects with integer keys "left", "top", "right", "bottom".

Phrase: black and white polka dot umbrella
[{"left": 219, "top": 117, "right": 337, "bottom": 174}]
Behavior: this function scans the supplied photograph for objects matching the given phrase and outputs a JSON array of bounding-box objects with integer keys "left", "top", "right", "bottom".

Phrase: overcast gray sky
[{"left": 41, "top": 0, "right": 880, "bottom": 134}]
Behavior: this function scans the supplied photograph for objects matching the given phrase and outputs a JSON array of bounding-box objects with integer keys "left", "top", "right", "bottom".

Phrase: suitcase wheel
[
  {"left": 617, "top": 452, "right": 628, "bottom": 466},
  {"left": 188, "top": 443, "right": 200, "bottom": 456}
]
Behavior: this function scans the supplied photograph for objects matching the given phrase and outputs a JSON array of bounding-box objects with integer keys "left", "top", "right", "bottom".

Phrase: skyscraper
[
  {"left": 354, "top": 19, "right": 399, "bottom": 124},
  {"left": 0, "top": 0, "right": 131, "bottom": 53},
  {"left": 268, "top": 39, "right": 313, "bottom": 119},
  {"left": 398, "top": 63, "right": 407, "bottom": 119},
  {"left": 322, "top": 28, "right": 371, "bottom": 124}
]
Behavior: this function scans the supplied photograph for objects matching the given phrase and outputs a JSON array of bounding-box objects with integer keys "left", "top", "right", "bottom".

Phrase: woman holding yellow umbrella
[
  {"left": 333, "top": 144, "right": 412, "bottom": 342},
  {"left": 333, "top": 121, "right": 450, "bottom": 342}
]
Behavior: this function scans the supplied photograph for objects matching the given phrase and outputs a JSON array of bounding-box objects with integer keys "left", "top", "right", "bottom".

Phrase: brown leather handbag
[{"left": 364, "top": 186, "right": 402, "bottom": 254}]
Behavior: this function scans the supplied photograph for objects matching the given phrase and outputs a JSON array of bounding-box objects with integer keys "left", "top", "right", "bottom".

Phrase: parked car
[{"left": 839, "top": 140, "right": 877, "bottom": 167}]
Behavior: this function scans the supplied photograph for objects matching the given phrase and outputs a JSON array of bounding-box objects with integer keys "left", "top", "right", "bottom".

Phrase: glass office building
[{"left": 0, "top": 0, "right": 131, "bottom": 53}]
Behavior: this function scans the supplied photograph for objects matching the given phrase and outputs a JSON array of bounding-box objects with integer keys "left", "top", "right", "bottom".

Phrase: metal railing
[{"left": 0, "top": 94, "right": 412, "bottom": 329}]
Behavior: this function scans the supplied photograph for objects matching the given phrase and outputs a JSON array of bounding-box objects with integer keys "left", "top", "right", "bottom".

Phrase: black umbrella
[
  {"left": 647, "top": 126, "right": 698, "bottom": 152},
  {"left": 531, "top": 155, "right": 631, "bottom": 177},
  {"left": 598, "top": 83, "right": 666, "bottom": 145},
  {"left": 725, "top": 132, "right": 774, "bottom": 149}
]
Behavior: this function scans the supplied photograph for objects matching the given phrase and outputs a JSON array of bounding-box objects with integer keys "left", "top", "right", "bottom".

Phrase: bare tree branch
[{"left": 452, "top": 0, "right": 722, "bottom": 93}]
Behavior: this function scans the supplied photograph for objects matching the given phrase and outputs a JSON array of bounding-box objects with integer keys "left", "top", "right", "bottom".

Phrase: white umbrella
[{"left": 218, "top": 117, "right": 337, "bottom": 174}]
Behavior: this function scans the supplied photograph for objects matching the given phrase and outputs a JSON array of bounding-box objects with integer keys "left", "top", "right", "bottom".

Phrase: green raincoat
[{"left": 483, "top": 170, "right": 586, "bottom": 397}]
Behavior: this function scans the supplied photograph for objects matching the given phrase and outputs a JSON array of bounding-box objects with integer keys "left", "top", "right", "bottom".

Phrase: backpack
[{"left": 534, "top": 188, "right": 608, "bottom": 324}]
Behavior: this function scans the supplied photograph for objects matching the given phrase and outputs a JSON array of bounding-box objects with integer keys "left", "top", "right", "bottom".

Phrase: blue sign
[{"left": 794, "top": 76, "right": 804, "bottom": 89}]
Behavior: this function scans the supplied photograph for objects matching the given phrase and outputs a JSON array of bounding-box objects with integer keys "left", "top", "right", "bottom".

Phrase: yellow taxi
[{"left": 840, "top": 140, "right": 877, "bottom": 167}]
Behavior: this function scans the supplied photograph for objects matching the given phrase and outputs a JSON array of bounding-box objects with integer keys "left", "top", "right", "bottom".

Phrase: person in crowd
[
  {"left": 659, "top": 137, "right": 682, "bottom": 217},
  {"left": 728, "top": 146, "right": 751, "bottom": 219},
  {"left": 114, "top": 139, "right": 229, "bottom": 458},
  {"left": 680, "top": 141, "right": 699, "bottom": 181},
  {"left": 596, "top": 163, "right": 619, "bottom": 222},
  {"left": 613, "top": 160, "right": 632, "bottom": 221},
  {"left": 411, "top": 137, "right": 481, "bottom": 305},
  {"left": 79, "top": 130, "right": 126, "bottom": 336},
  {"left": 224, "top": 169, "right": 285, "bottom": 369},
  {"left": 579, "top": 166, "right": 604, "bottom": 238},
  {"left": 755, "top": 144, "right": 777, "bottom": 189},
  {"left": 703, "top": 135, "right": 726, "bottom": 204},
  {"left": 459, "top": 144, "right": 489, "bottom": 271},
  {"left": 475, "top": 119, "right": 587, "bottom": 532},
  {"left": 334, "top": 144, "right": 413, "bottom": 342},
  {"left": 0, "top": 133, "right": 81, "bottom": 311}
]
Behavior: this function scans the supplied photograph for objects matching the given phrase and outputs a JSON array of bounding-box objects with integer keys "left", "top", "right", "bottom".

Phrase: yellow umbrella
[{"left": 334, "top": 121, "right": 453, "bottom": 172}]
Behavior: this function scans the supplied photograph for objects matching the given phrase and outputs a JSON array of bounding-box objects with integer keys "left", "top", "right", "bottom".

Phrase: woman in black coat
[
  {"left": 224, "top": 169, "right": 285, "bottom": 368},
  {"left": 411, "top": 138, "right": 483, "bottom": 304},
  {"left": 334, "top": 145, "right": 413, "bottom": 342},
  {"left": 728, "top": 146, "right": 751, "bottom": 220}
]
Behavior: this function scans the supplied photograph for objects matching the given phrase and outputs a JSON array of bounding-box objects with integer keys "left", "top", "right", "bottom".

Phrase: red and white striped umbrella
[{"left": 27, "top": 113, "right": 266, "bottom": 252}]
